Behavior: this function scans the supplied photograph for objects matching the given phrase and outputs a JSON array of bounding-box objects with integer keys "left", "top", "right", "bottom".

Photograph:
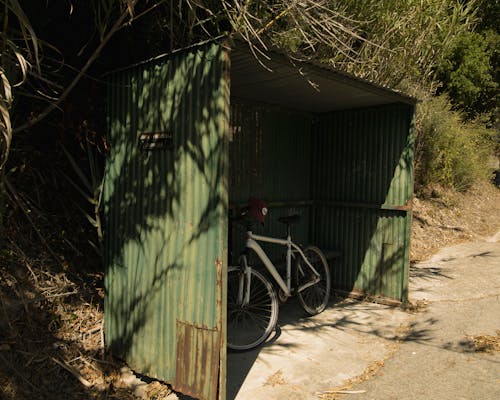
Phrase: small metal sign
[{"left": 138, "top": 131, "right": 173, "bottom": 151}]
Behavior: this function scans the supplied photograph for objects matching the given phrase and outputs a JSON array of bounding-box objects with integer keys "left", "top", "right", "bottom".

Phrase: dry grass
[
  {"left": 317, "top": 360, "right": 384, "bottom": 399},
  {"left": 1, "top": 246, "right": 105, "bottom": 399},
  {"left": 466, "top": 331, "right": 500, "bottom": 353},
  {"left": 0, "top": 241, "right": 175, "bottom": 400},
  {"left": 264, "top": 369, "right": 286, "bottom": 387}
]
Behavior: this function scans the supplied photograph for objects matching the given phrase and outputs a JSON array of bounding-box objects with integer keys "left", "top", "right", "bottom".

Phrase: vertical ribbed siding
[
  {"left": 229, "top": 102, "right": 313, "bottom": 262},
  {"left": 229, "top": 102, "right": 312, "bottom": 203},
  {"left": 104, "top": 43, "right": 228, "bottom": 400},
  {"left": 312, "top": 104, "right": 414, "bottom": 302}
]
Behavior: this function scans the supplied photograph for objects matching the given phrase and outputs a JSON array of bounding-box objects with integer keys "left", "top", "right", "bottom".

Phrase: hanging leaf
[
  {"left": 60, "top": 144, "right": 93, "bottom": 193},
  {"left": 5, "top": 0, "right": 40, "bottom": 71}
]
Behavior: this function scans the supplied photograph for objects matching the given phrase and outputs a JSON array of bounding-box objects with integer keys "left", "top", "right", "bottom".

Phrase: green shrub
[
  {"left": 436, "top": 29, "right": 499, "bottom": 120},
  {"left": 415, "top": 95, "right": 495, "bottom": 192}
]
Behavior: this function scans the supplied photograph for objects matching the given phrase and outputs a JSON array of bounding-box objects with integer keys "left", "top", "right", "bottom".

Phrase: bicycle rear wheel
[
  {"left": 227, "top": 266, "right": 278, "bottom": 351},
  {"left": 295, "top": 246, "right": 331, "bottom": 315}
]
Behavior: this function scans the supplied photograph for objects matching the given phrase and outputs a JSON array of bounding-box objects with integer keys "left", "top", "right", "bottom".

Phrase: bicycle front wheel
[
  {"left": 295, "top": 246, "right": 331, "bottom": 315},
  {"left": 227, "top": 266, "right": 278, "bottom": 351}
]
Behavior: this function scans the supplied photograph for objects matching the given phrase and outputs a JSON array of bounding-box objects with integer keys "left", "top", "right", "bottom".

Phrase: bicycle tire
[
  {"left": 295, "top": 245, "right": 331, "bottom": 315},
  {"left": 227, "top": 266, "right": 278, "bottom": 351}
]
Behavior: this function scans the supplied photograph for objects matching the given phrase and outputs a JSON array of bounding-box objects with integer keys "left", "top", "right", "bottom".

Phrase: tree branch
[{"left": 13, "top": 3, "right": 135, "bottom": 134}]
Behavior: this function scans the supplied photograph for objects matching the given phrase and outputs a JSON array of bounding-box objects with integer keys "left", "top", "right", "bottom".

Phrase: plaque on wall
[{"left": 138, "top": 131, "right": 173, "bottom": 151}]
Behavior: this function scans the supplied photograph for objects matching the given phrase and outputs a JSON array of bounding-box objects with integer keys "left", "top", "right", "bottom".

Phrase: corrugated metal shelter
[{"left": 104, "top": 39, "right": 416, "bottom": 400}]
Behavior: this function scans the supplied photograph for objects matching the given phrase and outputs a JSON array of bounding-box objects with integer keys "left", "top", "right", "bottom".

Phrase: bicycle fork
[{"left": 237, "top": 255, "right": 252, "bottom": 307}]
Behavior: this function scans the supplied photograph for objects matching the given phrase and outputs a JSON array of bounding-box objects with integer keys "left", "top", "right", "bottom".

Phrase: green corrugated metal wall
[
  {"left": 228, "top": 102, "right": 414, "bottom": 302},
  {"left": 104, "top": 43, "right": 229, "bottom": 400},
  {"left": 229, "top": 102, "right": 312, "bottom": 263},
  {"left": 312, "top": 104, "right": 414, "bottom": 301}
]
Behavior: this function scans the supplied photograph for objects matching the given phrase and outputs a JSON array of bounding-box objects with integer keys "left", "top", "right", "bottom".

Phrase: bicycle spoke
[{"left": 227, "top": 267, "right": 278, "bottom": 351}]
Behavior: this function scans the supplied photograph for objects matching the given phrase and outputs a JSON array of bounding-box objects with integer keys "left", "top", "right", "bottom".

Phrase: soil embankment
[{"left": 411, "top": 182, "right": 500, "bottom": 262}]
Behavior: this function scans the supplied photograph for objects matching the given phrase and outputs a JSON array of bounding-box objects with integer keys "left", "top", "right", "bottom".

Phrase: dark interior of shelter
[{"left": 228, "top": 46, "right": 415, "bottom": 302}]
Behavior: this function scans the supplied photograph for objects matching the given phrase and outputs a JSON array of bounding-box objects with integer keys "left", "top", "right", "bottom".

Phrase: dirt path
[{"left": 343, "top": 232, "right": 500, "bottom": 400}]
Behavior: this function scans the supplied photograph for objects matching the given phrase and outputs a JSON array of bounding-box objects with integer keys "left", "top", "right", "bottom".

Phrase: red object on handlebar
[{"left": 248, "top": 196, "right": 268, "bottom": 224}]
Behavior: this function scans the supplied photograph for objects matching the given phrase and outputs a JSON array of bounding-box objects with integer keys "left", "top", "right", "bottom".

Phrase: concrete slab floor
[
  {"left": 340, "top": 233, "right": 500, "bottom": 400},
  {"left": 227, "top": 296, "right": 411, "bottom": 400}
]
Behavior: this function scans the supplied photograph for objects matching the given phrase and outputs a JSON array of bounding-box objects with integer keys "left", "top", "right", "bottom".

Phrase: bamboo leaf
[
  {"left": 6, "top": 0, "right": 40, "bottom": 71},
  {"left": 60, "top": 171, "right": 96, "bottom": 205},
  {"left": 0, "top": 96, "right": 12, "bottom": 169},
  {"left": 87, "top": 239, "right": 102, "bottom": 256},
  {"left": 74, "top": 201, "right": 99, "bottom": 227},
  {"left": 60, "top": 143, "right": 92, "bottom": 192},
  {"left": 0, "top": 69, "right": 12, "bottom": 102},
  {"left": 12, "top": 52, "right": 29, "bottom": 86},
  {"left": 86, "top": 140, "right": 101, "bottom": 189}
]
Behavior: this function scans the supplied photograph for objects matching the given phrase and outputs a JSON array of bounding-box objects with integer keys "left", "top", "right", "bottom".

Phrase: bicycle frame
[{"left": 239, "top": 230, "right": 322, "bottom": 303}]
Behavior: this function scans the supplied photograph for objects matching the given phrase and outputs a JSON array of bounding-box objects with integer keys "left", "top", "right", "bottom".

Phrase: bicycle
[{"left": 227, "top": 198, "right": 331, "bottom": 351}]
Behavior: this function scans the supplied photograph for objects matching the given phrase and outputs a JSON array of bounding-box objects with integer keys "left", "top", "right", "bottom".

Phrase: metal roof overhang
[
  {"left": 230, "top": 45, "right": 417, "bottom": 113},
  {"left": 104, "top": 37, "right": 417, "bottom": 113}
]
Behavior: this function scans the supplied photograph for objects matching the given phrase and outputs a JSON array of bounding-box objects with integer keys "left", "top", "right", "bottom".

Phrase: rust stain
[
  {"left": 175, "top": 320, "right": 220, "bottom": 400},
  {"left": 393, "top": 198, "right": 412, "bottom": 211},
  {"left": 215, "top": 258, "right": 223, "bottom": 288},
  {"left": 215, "top": 258, "right": 224, "bottom": 306}
]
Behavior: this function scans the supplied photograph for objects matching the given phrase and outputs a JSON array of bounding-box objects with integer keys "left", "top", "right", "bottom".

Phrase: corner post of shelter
[
  {"left": 216, "top": 40, "right": 232, "bottom": 400},
  {"left": 401, "top": 104, "right": 417, "bottom": 304}
]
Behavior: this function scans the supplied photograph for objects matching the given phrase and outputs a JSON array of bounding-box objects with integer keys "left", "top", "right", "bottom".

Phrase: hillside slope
[{"left": 411, "top": 182, "right": 500, "bottom": 262}]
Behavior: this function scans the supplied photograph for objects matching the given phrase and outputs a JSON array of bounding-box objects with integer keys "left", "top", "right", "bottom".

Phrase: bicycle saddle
[{"left": 278, "top": 214, "right": 301, "bottom": 225}]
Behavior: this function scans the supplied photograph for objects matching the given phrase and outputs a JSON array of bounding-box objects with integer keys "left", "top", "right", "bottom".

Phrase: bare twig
[
  {"left": 4, "top": 179, "right": 66, "bottom": 271},
  {"left": 13, "top": 1, "right": 137, "bottom": 134},
  {"left": 85, "top": 324, "right": 103, "bottom": 335},
  {"left": 51, "top": 356, "right": 93, "bottom": 388},
  {"left": 80, "top": 354, "right": 101, "bottom": 374},
  {"left": 321, "top": 389, "right": 367, "bottom": 394},
  {"left": 44, "top": 290, "right": 78, "bottom": 299},
  {"left": 100, "top": 320, "right": 105, "bottom": 356}
]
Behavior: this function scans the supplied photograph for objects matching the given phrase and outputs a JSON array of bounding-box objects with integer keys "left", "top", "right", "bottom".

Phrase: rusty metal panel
[
  {"left": 312, "top": 104, "right": 414, "bottom": 302},
  {"left": 104, "top": 42, "right": 229, "bottom": 400},
  {"left": 175, "top": 321, "right": 221, "bottom": 400}
]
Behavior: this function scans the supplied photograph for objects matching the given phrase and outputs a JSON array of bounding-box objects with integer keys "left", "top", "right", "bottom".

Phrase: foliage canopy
[
  {"left": 0, "top": 0, "right": 498, "bottom": 192},
  {"left": 437, "top": 29, "right": 498, "bottom": 119}
]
